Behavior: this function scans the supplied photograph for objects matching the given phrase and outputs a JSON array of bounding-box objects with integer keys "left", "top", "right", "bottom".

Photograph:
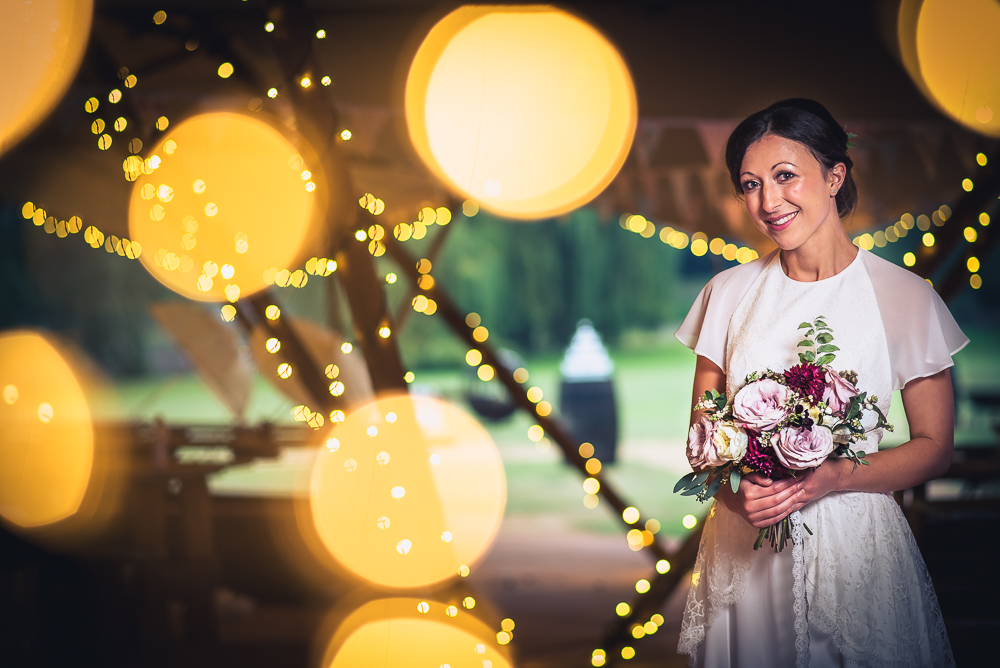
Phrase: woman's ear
[{"left": 828, "top": 162, "right": 846, "bottom": 194}]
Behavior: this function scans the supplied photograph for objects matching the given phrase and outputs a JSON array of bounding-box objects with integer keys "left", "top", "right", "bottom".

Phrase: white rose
[{"left": 713, "top": 422, "right": 748, "bottom": 462}]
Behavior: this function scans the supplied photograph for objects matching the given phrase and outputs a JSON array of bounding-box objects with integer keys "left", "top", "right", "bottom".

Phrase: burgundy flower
[
  {"left": 741, "top": 431, "right": 787, "bottom": 480},
  {"left": 784, "top": 363, "right": 826, "bottom": 402}
]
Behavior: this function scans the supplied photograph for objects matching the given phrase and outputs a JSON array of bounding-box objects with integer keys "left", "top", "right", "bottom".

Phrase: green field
[{"left": 110, "top": 326, "right": 1000, "bottom": 539}]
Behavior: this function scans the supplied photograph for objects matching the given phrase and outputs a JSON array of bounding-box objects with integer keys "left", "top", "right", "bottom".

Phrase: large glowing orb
[
  {"left": 0, "top": 331, "right": 94, "bottom": 528},
  {"left": 405, "top": 5, "right": 637, "bottom": 220},
  {"left": 128, "top": 112, "right": 325, "bottom": 301},
  {"left": 319, "top": 598, "right": 512, "bottom": 668},
  {"left": 899, "top": 0, "right": 1000, "bottom": 137},
  {"left": 0, "top": 0, "right": 93, "bottom": 157},
  {"left": 309, "top": 394, "right": 506, "bottom": 589}
]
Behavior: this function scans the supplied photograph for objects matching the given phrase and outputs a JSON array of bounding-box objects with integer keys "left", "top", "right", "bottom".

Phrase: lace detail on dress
[
  {"left": 789, "top": 511, "right": 809, "bottom": 668},
  {"left": 799, "top": 493, "right": 956, "bottom": 668}
]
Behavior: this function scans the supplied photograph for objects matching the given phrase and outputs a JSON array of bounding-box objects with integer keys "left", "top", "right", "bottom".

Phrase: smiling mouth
[{"left": 765, "top": 211, "right": 797, "bottom": 229}]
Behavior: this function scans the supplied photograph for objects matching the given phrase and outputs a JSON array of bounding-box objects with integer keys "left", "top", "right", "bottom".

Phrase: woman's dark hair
[{"left": 724, "top": 98, "right": 858, "bottom": 218}]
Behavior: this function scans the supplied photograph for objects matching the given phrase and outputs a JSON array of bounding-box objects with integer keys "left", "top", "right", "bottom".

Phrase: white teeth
[{"left": 769, "top": 212, "right": 796, "bottom": 226}]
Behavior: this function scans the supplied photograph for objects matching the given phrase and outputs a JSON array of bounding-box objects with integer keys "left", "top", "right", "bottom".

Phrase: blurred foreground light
[
  {"left": 898, "top": 0, "right": 1000, "bottom": 137},
  {"left": 405, "top": 5, "right": 636, "bottom": 220},
  {"left": 0, "top": 0, "right": 93, "bottom": 157},
  {"left": 318, "top": 597, "right": 512, "bottom": 668},
  {"left": 128, "top": 113, "right": 325, "bottom": 301},
  {"left": 682, "top": 514, "right": 698, "bottom": 529},
  {"left": 0, "top": 331, "right": 117, "bottom": 533},
  {"left": 307, "top": 394, "right": 506, "bottom": 588}
]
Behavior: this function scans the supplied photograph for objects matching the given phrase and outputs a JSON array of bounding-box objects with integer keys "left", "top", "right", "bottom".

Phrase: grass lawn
[{"left": 109, "top": 326, "right": 999, "bottom": 540}]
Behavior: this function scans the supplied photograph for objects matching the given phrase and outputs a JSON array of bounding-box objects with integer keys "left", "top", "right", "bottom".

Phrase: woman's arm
[
  {"left": 793, "top": 368, "right": 955, "bottom": 507},
  {"left": 689, "top": 355, "right": 805, "bottom": 528}
]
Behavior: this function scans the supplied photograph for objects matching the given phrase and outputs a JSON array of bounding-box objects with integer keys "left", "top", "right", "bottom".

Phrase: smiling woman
[{"left": 673, "top": 99, "right": 964, "bottom": 667}]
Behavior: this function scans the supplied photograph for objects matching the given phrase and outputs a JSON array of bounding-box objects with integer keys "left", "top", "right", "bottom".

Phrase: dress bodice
[{"left": 726, "top": 250, "right": 893, "bottom": 454}]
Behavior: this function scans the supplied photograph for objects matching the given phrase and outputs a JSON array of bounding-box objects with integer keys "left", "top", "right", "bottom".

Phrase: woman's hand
[
  {"left": 719, "top": 461, "right": 846, "bottom": 528},
  {"left": 786, "top": 458, "right": 846, "bottom": 513},
  {"left": 717, "top": 472, "right": 805, "bottom": 529}
]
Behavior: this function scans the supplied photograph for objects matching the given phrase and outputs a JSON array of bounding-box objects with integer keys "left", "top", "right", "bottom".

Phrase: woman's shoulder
[{"left": 858, "top": 249, "right": 936, "bottom": 300}]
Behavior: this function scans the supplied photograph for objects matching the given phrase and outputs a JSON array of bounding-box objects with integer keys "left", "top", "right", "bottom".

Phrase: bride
[{"left": 674, "top": 99, "right": 965, "bottom": 667}]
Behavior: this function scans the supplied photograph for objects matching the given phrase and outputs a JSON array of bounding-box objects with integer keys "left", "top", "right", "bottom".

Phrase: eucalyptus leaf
[
  {"left": 681, "top": 484, "right": 704, "bottom": 496},
  {"left": 798, "top": 322, "right": 812, "bottom": 329},
  {"left": 816, "top": 333, "right": 834, "bottom": 344},
  {"left": 693, "top": 471, "right": 710, "bottom": 486},
  {"left": 817, "top": 354, "right": 836, "bottom": 365},
  {"left": 797, "top": 339, "right": 813, "bottom": 347},
  {"left": 705, "top": 475, "right": 723, "bottom": 499},
  {"left": 817, "top": 344, "right": 839, "bottom": 353},
  {"left": 730, "top": 469, "right": 742, "bottom": 493},
  {"left": 806, "top": 329, "right": 814, "bottom": 337},
  {"left": 673, "top": 471, "right": 698, "bottom": 493},
  {"left": 803, "top": 351, "right": 816, "bottom": 362}
]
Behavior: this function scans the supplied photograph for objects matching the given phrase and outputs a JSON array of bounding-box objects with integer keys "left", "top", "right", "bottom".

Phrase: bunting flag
[
  {"left": 694, "top": 121, "right": 737, "bottom": 168},
  {"left": 150, "top": 302, "right": 253, "bottom": 420}
]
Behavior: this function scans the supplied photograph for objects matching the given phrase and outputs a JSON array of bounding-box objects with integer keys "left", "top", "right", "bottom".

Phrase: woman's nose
[{"left": 760, "top": 183, "right": 781, "bottom": 212}]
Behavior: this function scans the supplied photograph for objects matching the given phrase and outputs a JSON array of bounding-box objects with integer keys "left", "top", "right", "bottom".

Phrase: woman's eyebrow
[{"left": 772, "top": 161, "right": 797, "bottom": 170}]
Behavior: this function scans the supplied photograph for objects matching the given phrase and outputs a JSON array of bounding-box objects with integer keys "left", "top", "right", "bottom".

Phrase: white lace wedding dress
[{"left": 674, "top": 249, "right": 968, "bottom": 668}]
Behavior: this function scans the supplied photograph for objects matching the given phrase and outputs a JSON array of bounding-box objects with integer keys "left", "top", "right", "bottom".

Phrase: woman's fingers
[
  {"left": 748, "top": 489, "right": 805, "bottom": 527},
  {"left": 744, "top": 472, "right": 773, "bottom": 487},
  {"left": 743, "top": 476, "right": 802, "bottom": 502}
]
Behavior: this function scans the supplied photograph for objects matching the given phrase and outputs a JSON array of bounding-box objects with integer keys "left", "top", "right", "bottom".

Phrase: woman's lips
[{"left": 765, "top": 211, "right": 797, "bottom": 231}]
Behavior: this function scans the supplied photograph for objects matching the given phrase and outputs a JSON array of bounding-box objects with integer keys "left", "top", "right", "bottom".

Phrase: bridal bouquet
[{"left": 674, "top": 316, "right": 892, "bottom": 551}]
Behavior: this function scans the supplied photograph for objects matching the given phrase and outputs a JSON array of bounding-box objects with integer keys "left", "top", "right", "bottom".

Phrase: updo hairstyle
[{"left": 724, "top": 99, "right": 858, "bottom": 218}]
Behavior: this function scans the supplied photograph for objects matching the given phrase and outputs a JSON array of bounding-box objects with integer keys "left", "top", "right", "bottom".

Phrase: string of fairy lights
[{"left": 12, "top": 9, "right": 994, "bottom": 663}]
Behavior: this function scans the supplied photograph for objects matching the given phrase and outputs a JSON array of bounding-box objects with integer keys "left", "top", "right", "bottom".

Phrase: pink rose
[
  {"left": 823, "top": 370, "right": 859, "bottom": 415},
  {"left": 773, "top": 426, "right": 835, "bottom": 470},
  {"left": 733, "top": 378, "right": 790, "bottom": 431},
  {"left": 687, "top": 418, "right": 725, "bottom": 469}
]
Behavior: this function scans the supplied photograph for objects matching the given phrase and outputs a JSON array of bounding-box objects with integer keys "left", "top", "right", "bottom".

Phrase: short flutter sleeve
[
  {"left": 861, "top": 250, "right": 969, "bottom": 392},
  {"left": 674, "top": 252, "right": 773, "bottom": 372}
]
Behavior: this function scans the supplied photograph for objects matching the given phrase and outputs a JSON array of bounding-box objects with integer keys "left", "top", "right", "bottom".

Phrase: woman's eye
[
  {"left": 777, "top": 171, "right": 795, "bottom": 181},
  {"left": 742, "top": 180, "right": 758, "bottom": 191}
]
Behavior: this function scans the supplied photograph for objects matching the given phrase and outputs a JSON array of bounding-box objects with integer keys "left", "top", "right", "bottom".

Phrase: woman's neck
[{"left": 779, "top": 216, "right": 858, "bottom": 282}]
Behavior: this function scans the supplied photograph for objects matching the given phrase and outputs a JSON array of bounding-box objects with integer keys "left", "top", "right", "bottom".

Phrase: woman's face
[{"left": 739, "top": 134, "right": 845, "bottom": 251}]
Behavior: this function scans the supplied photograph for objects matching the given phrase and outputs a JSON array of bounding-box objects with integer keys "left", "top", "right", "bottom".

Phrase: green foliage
[
  {"left": 797, "top": 315, "right": 836, "bottom": 366},
  {"left": 423, "top": 208, "right": 688, "bottom": 361}
]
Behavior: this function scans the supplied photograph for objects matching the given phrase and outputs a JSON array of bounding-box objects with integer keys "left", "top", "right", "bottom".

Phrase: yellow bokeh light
[
  {"left": 691, "top": 238, "right": 708, "bottom": 256},
  {"left": 0, "top": 332, "right": 97, "bottom": 529},
  {"left": 582, "top": 477, "right": 600, "bottom": 494},
  {"left": 971, "top": 274, "right": 983, "bottom": 289},
  {"left": 968, "top": 256, "right": 981, "bottom": 272},
  {"left": 584, "top": 458, "right": 601, "bottom": 475},
  {"left": 405, "top": 6, "right": 636, "bottom": 220},
  {"left": 981, "top": 212, "right": 991, "bottom": 226},
  {"left": 512, "top": 367, "right": 528, "bottom": 383},
  {"left": 899, "top": 0, "right": 1000, "bottom": 137},
  {"left": 472, "top": 326, "right": 489, "bottom": 342},
  {"left": 583, "top": 493, "right": 599, "bottom": 509},
  {"left": 964, "top": 226, "right": 978, "bottom": 242},
  {"left": 465, "top": 349, "right": 483, "bottom": 366},
  {"left": 318, "top": 597, "right": 512, "bottom": 668},
  {"left": 615, "top": 602, "right": 630, "bottom": 616},
  {"left": 621, "top": 646, "right": 635, "bottom": 660},
  {"left": 656, "top": 559, "right": 671, "bottom": 574},
  {"left": 903, "top": 252, "right": 916, "bottom": 267},
  {"left": 308, "top": 395, "right": 506, "bottom": 588},
  {"left": 962, "top": 178, "right": 974, "bottom": 191},
  {"left": 0, "top": 1, "right": 92, "bottom": 156},
  {"left": 682, "top": 514, "right": 698, "bottom": 529},
  {"left": 477, "top": 364, "right": 495, "bottom": 381},
  {"left": 128, "top": 113, "right": 325, "bottom": 301},
  {"left": 635, "top": 578, "right": 650, "bottom": 594},
  {"left": 923, "top": 232, "right": 936, "bottom": 247},
  {"left": 977, "top": 152, "right": 988, "bottom": 166},
  {"left": 218, "top": 62, "right": 234, "bottom": 78},
  {"left": 622, "top": 506, "right": 640, "bottom": 524}
]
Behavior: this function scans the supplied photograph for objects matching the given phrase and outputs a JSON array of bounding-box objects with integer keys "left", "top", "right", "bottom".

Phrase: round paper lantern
[
  {"left": 309, "top": 394, "right": 506, "bottom": 589},
  {"left": 318, "top": 597, "right": 513, "bottom": 668},
  {"left": 128, "top": 112, "right": 326, "bottom": 302},
  {"left": 405, "top": 6, "right": 637, "bottom": 220},
  {"left": 0, "top": 331, "right": 94, "bottom": 528},
  {"left": 0, "top": 0, "right": 93, "bottom": 157},
  {"left": 898, "top": 0, "right": 1000, "bottom": 137}
]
